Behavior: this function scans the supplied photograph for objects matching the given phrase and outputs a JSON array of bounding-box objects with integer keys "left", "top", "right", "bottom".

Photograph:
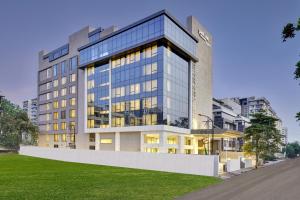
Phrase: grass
[{"left": 0, "top": 154, "right": 221, "bottom": 200}]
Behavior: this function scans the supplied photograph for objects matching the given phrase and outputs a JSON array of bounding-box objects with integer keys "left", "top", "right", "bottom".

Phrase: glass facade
[
  {"left": 79, "top": 14, "right": 196, "bottom": 65},
  {"left": 87, "top": 63, "right": 110, "bottom": 128},
  {"left": 163, "top": 47, "right": 189, "bottom": 128},
  {"left": 86, "top": 44, "right": 190, "bottom": 129},
  {"left": 84, "top": 13, "right": 196, "bottom": 129},
  {"left": 111, "top": 44, "right": 163, "bottom": 127}
]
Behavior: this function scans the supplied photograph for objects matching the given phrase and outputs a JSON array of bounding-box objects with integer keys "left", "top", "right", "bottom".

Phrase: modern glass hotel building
[{"left": 38, "top": 10, "right": 213, "bottom": 154}]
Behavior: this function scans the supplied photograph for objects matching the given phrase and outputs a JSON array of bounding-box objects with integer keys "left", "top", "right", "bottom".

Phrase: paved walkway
[{"left": 177, "top": 158, "right": 300, "bottom": 200}]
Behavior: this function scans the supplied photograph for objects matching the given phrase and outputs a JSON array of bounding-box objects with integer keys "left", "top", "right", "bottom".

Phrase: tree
[
  {"left": 284, "top": 142, "right": 300, "bottom": 158},
  {"left": 0, "top": 98, "right": 38, "bottom": 149},
  {"left": 282, "top": 18, "right": 300, "bottom": 121},
  {"left": 244, "top": 112, "right": 284, "bottom": 169}
]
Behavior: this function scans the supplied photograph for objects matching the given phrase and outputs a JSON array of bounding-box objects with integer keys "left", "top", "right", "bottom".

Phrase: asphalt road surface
[{"left": 177, "top": 158, "right": 300, "bottom": 200}]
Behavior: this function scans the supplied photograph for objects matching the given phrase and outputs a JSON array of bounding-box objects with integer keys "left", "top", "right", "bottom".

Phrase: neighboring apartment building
[
  {"left": 213, "top": 98, "right": 250, "bottom": 132},
  {"left": 239, "top": 96, "right": 283, "bottom": 132},
  {"left": 22, "top": 98, "right": 38, "bottom": 125},
  {"left": 240, "top": 97, "right": 277, "bottom": 118},
  {"left": 37, "top": 10, "right": 214, "bottom": 154}
]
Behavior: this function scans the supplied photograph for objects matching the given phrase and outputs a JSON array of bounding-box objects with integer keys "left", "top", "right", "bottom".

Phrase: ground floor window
[
  {"left": 89, "top": 145, "right": 95, "bottom": 150},
  {"left": 168, "top": 148, "right": 177, "bottom": 154},
  {"left": 89, "top": 133, "right": 95, "bottom": 142},
  {"left": 185, "top": 149, "right": 192, "bottom": 154},
  {"left": 145, "top": 148, "right": 159, "bottom": 153}
]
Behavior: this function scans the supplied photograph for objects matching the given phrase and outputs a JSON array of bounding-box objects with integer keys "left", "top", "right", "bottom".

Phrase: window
[
  {"left": 61, "top": 110, "right": 66, "bottom": 119},
  {"left": 112, "top": 117, "right": 125, "bottom": 127},
  {"left": 53, "top": 79, "right": 58, "bottom": 87},
  {"left": 145, "top": 148, "right": 159, "bottom": 153},
  {"left": 69, "top": 121, "right": 75, "bottom": 130},
  {"left": 168, "top": 148, "right": 177, "bottom": 154},
  {"left": 130, "top": 100, "right": 140, "bottom": 111},
  {"left": 54, "top": 134, "right": 59, "bottom": 142},
  {"left": 185, "top": 149, "right": 192, "bottom": 154},
  {"left": 70, "top": 74, "right": 76, "bottom": 82},
  {"left": 143, "top": 45, "right": 157, "bottom": 58},
  {"left": 46, "top": 124, "right": 51, "bottom": 131},
  {"left": 39, "top": 82, "right": 52, "bottom": 92},
  {"left": 143, "top": 80, "right": 157, "bottom": 92},
  {"left": 143, "top": 62, "right": 157, "bottom": 75},
  {"left": 145, "top": 135, "right": 159, "bottom": 144},
  {"left": 89, "top": 133, "right": 95, "bottom": 142},
  {"left": 167, "top": 136, "right": 177, "bottom": 145},
  {"left": 87, "top": 119, "right": 94, "bottom": 128},
  {"left": 53, "top": 112, "right": 58, "bottom": 120},
  {"left": 70, "top": 98, "right": 76, "bottom": 106},
  {"left": 53, "top": 101, "right": 59, "bottom": 109},
  {"left": 71, "top": 134, "right": 75, "bottom": 142},
  {"left": 53, "top": 64, "right": 58, "bottom": 77},
  {"left": 61, "top": 77, "right": 67, "bottom": 85},
  {"left": 87, "top": 66, "right": 94, "bottom": 76},
  {"left": 87, "top": 93, "right": 94, "bottom": 103},
  {"left": 87, "top": 106, "right": 94, "bottom": 115},
  {"left": 87, "top": 80, "right": 94, "bottom": 89},
  {"left": 53, "top": 90, "right": 58, "bottom": 98},
  {"left": 40, "top": 103, "right": 51, "bottom": 111},
  {"left": 61, "top": 88, "right": 67, "bottom": 96},
  {"left": 70, "top": 86, "right": 76, "bottom": 94},
  {"left": 185, "top": 137, "right": 192, "bottom": 146},
  {"left": 46, "top": 68, "right": 52, "bottom": 78},
  {"left": 61, "top": 99, "right": 66, "bottom": 108},
  {"left": 69, "top": 109, "right": 76, "bottom": 118},
  {"left": 53, "top": 123, "right": 59, "bottom": 131},
  {"left": 130, "top": 84, "right": 140, "bottom": 95},
  {"left": 61, "top": 122, "right": 67, "bottom": 130},
  {"left": 62, "top": 134, "right": 66, "bottom": 142},
  {"left": 143, "top": 114, "right": 157, "bottom": 125},
  {"left": 61, "top": 61, "right": 67, "bottom": 74},
  {"left": 70, "top": 56, "right": 77, "bottom": 71},
  {"left": 89, "top": 145, "right": 95, "bottom": 150},
  {"left": 112, "top": 87, "right": 125, "bottom": 97},
  {"left": 39, "top": 113, "right": 51, "bottom": 121},
  {"left": 143, "top": 97, "right": 157, "bottom": 109},
  {"left": 100, "top": 139, "right": 112, "bottom": 144}
]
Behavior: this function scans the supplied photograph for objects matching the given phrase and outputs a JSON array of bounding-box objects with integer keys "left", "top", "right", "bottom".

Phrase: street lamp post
[{"left": 198, "top": 113, "right": 215, "bottom": 155}]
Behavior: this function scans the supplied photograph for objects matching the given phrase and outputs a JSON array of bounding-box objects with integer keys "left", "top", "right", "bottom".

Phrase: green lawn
[{"left": 0, "top": 154, "right": 221, "bottom": 200}]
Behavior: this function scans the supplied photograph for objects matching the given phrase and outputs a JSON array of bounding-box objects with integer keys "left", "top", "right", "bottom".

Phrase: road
[{"left": 177, "top": 158, "right": 300, "bottom": 200}]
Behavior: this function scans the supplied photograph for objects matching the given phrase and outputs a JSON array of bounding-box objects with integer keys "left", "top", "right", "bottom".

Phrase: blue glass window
[
  {"left": 53, "top": 64, "right": 58, "bottom": 77},
  {"left": 79, "top": 14, "right": 197, "bottom": 66},
  {"left": 70, "top": 56, "right": 77, "bottom": 71}
]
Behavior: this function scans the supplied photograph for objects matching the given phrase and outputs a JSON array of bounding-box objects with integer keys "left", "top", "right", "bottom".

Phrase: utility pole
[{"left": 198, "top": 113, "right": 215, "bottom": 155}]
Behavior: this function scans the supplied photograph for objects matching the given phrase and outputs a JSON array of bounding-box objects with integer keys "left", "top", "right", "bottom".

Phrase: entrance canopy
[{"left": 191, "top": 129, "right": 243, "bottom": 139}]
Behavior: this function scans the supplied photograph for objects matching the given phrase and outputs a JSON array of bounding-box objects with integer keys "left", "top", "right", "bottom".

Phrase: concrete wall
[
  {"left": 226, "top": 159, "right": 241, "bottom": 172},
  {"left": 19, "top": 146, "right": 219, "bottom": 176},
  {"left": 186, "top": 16, "right": 213, "bottom": 130},
  {"left": 120, "top": 132, "right": 141, "bottom": 152}
]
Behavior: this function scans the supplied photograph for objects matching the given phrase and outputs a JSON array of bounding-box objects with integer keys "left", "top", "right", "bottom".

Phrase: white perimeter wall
[
  {"left": 227, "top": 159, "right": 241, "bottom": 172},
  {"left": 19, "top": 146, "right": 219, "bottom": 176}
]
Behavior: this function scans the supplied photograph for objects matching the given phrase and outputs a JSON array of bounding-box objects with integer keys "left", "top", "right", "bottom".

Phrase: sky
[{"left": 0, "top": 0, "right": 299, "bottom": 141}]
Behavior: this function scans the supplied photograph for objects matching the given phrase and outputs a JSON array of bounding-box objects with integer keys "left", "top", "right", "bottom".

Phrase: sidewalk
[{"left": 219, "top": 159, "right": 285, "bottom": 179}]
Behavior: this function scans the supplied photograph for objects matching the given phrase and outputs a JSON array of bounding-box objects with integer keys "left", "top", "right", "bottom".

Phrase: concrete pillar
[
  {"left": 115, "top": 132, "right": 120, "bottom": 151},
  {"left": 159, "top": 132, "right": 167, "bottom": 153},
  {"left": 192, "top": 138, "right": 198, "bottom": 154},
  {"left": 140, "top": 132, "right": 144, "bottom": 152},
  {"left": 95, "top": 133, "right": 100, "bottom": 150},
  {"left": 178, "top": 135, "right": 185, "bottom": 154}
]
